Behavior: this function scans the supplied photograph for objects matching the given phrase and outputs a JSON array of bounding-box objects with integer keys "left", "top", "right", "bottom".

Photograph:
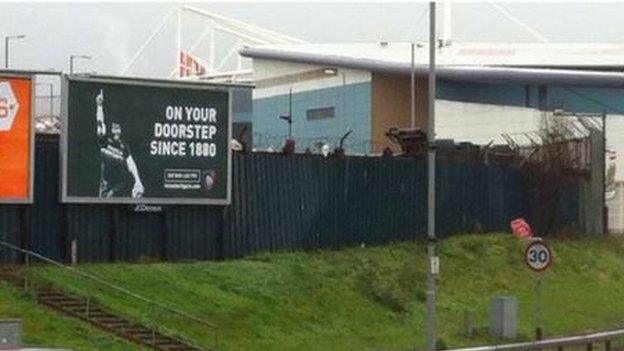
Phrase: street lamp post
[
  {"left": 279, "top": 88, "right": 293, "bottom": 140},
  {"left": 426, "top": 2, "right": 438, "bottom": 351},
  {"left": 4, "top": 34, "right": 26, "bottom": 69},
  {"left": 69, "top": 55, "right": 92, "bottom": 74}
]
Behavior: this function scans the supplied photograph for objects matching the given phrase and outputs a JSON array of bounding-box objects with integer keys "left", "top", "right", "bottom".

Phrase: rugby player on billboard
[{"left": 95, "top": 90, "right": 144, "bottom": 198}]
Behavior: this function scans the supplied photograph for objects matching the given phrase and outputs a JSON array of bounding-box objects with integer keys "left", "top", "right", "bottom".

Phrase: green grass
[
  {"left": 0, "top": 282, "right": 147, "bottom": 350},
  {"left": 22, "top": 234, "right": 624, "bottom": 350}
]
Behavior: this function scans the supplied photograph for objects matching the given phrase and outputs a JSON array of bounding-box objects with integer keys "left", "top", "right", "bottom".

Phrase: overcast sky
[{"left": 2, "top": 2, "right": 624, "bottom": 78}]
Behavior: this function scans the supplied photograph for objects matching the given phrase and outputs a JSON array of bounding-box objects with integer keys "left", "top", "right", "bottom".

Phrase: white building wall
[
  {"left": 606, "top": 115, "right": 624, "bottom": 181},
  {"left": 252, "top": 58, "right": 371, "bottom": 99},
  {"left": 436, "top": 100, "right": 542, "bottom": 145},
  {"left": 608, "top": 182, "right": 624, "bottom": 234}
]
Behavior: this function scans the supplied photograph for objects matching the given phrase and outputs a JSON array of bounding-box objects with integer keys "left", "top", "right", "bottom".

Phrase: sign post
[
  {"left": 61, "top": 75, "right": 232, "bottom": 205},
  {"left": 525, "top": 239, "right": 552, "bottom": 340}
]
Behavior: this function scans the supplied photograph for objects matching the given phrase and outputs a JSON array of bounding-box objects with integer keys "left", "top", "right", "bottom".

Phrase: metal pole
[
  {"left": 603, "top": 109, "right": 607, "bottom": 234},
  {"left": 288, "top": 88, "right": 293, "bottom": 140},
  {"left": 342, "top": 72, "right": 347, "bottom": 132},
  {"left": 411, "top": 42, "right": 416, "bottom": 128},
  {"left": 49, "top": 84, "right": 54, "bottom": 117},
  {"left": 426, "top": 2, "right": 437, "bottom": 351},
  {"left": 4, "top": 35, "right": 25, "bottom": 69},
  {"left": 4, "top": 37, "right": 8, "bottom": 69},
  {"left": 535, "top": 276, "right": 543, "bottom": 340}
]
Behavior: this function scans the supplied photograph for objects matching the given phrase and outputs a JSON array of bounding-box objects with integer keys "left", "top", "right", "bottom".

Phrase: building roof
[
  {"left": 240, "top": 42, "right": 624, "bottom": 87},
  {"left": 243, "top": 42, "right": 624, "bottom": 68}
]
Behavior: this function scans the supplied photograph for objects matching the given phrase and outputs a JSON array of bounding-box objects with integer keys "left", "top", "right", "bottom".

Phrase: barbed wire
[{"left": 251, "top": 132, "right": 378, "bottom": 153}]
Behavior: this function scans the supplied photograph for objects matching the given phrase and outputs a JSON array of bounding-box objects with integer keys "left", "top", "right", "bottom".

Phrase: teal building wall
[{"left": 252, "top": 82, "right": 372, "bottom": 153}]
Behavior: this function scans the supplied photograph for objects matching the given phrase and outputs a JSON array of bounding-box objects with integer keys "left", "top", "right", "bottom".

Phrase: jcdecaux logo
[{"left": 0, "top": 82, "right": 19, "bottom": 131}]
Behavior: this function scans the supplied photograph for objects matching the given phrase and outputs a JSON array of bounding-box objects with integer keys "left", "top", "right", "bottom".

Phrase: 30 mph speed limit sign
[{"left": 525, "top": 240, "right": 552, "bottom": 272}]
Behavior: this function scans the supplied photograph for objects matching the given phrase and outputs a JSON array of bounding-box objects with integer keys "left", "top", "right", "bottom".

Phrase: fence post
[
  {"left": 151, "top": 304, "right": 157, "bottom": 345},
  {"left": 217, "top": 206, "right": 227, "bottom": 261},
  {"left": 605, "top": 340, "right": 611, "bottom": 351},
  {"left": 464, "top": 310, "right": 475, "bottom": 338},
  {"left": 85, "top": 295, "right": 90, "bottom": 319},
  {"left": 160, "top": 208, "right": 168, "bottom": 262},
  {"left": 71, "top": 239, "right": 77, "bottom": 266},
  {"left": 23, "top": 252, "right": 29, "bottom": 294},
  {"left": 19, "top": 205, "right": 30, "bottom": 266}
]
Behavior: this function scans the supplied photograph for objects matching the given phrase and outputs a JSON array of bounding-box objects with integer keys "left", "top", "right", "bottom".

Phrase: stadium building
[{"left": 240, "top": 42, "right": 624, "bottom": 158}]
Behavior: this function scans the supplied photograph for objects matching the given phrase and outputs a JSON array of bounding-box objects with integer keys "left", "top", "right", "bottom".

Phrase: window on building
[{"left": 307, "top": 107, "right": 335, "bottom": 120}]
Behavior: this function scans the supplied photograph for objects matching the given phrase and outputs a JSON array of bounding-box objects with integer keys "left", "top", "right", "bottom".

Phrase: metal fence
[
  {"left": 0, "top": 136, "right": 582, "bottom": 264},
  {"left": 449, "top": 328, "right": 624, "bottom": 351}
]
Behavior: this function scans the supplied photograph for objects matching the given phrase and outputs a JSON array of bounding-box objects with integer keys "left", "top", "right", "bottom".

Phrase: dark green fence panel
[
  {"left": 165, "top": 206, "right": 222, "bottom": 261},
  {"left": 112, "top": 209, "right": 165, "bottom": 261},
  {"left": 317, "top": 156, "right": 346, "bottom": 249},
  {"left": 225, "top": 154, "right": 430, "bottom": 257},
  {"left": 435, "top": 160, "right": 456, "bottom": 237},
  {"left": 70, "top": 205, "right": 113, "bottom": 262},
  {"left": 30, "top": 137, "right": 64, "bottom": 261},
  {"left": 221, "top": 153, "right": 549, "bottom": 259},
  {"left": 69, "top": 204, "right": 223, "bottom": 263},
  {"left": 346, "top": 158, "right": 374, "bottom": 246},
  {"left": 502, "top": 167, "right": 531, "bottom": 223},
  {"left": 357, "top": 157, "right": 427, "bottom": 245},
  {"left": 14, "top": 138, "right": 584, "bottom": 263},
  {"left": 434, "top": 160, "right": 531, "bottom": 237},
  {"left": 0, "top": 206, "right": 21, "bottom": 263},
  {"left": 224, "top": 153, "right": 323, "bottom": 258}
]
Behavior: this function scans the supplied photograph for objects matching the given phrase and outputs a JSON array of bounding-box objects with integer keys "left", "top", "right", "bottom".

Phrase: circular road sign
[{"left": 524, "top": 240, "right": 552, "bottom": 272}]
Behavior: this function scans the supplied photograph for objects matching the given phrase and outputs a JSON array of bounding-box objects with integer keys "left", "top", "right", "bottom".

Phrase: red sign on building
[{"left": 179, "top": 51, "right": 207, "bottom": 78}]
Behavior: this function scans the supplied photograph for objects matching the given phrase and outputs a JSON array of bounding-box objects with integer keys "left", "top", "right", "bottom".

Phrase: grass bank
[{"left": 16, "top": 234, "right": 624, "bottom": 350}]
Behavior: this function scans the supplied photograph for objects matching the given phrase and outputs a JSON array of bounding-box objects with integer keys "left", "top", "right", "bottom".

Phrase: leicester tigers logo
[{"left": 0, "top": 82, "right": 19, "bottom": 132}]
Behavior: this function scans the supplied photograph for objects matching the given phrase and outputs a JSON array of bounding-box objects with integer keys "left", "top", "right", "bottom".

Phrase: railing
[
  {"left": 449, "top": 328, "right": 624, "bottom": 351},
  {"left": 0, "top": 239, "right": 221, "bottom": 350}
]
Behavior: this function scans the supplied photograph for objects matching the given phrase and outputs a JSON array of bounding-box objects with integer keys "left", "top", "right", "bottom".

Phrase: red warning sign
[{"left": 510, "top": 218, "right": 534, "bottom": 238}]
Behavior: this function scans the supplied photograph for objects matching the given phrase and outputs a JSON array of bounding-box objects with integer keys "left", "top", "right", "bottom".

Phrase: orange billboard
[{"left": 0, "top": 76, "right": 33, "bottom": 203}]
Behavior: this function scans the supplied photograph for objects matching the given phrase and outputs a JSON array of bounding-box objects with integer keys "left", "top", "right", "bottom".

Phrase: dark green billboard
[{"left": 62, "top": 75, "right": 231, "bottom": 205}]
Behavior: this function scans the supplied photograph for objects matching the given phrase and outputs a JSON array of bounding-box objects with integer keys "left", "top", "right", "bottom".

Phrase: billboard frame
[
  {"left": 0, "top": 72, "right": 36, "bottom": 204},
  {"left": 60, "top": 74, "right": 233, "bottom": 205}
]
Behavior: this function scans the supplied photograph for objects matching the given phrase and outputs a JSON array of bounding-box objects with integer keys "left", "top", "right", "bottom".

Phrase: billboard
[
  {"left": 0, "top": 74, "right": 34, "bottom": 203},
  {"left": 62, "top": 75, "right": 231, "bottom": 205}
]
